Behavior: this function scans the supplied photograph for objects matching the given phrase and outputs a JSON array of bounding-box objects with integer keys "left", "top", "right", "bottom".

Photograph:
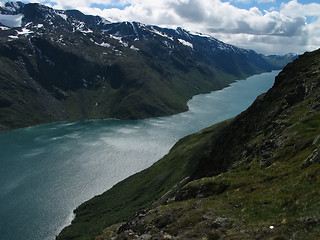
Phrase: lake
[{"left": 0, "top": 70, "right": 279, "bottom": 240}]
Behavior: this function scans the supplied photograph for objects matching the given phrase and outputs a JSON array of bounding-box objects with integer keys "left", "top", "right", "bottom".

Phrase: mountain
[
  {"left": 0, "top": 2, "right": 296, "bottom": 131},
  {"left": 57, "top": 49, "right": 320, "bottom": 240}
]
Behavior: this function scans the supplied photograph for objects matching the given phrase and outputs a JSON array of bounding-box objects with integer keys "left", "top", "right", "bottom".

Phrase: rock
[
  {"left": 174, "top": 187, "right": 198, "bottom": 201},
  {"left": 313, "top": 135, "right": 320, "bottom": 145},
  {"left": 285, "top": 83, "right": 307, "bottom": 105},
  {"left": 301, "top": 146, "right": 320, "bottom": 169},
  {"left": 163, "top": 234, "right": 172, "bottom": 239},
  {"left": 202, "top": 214, "right": 213, "bottom": 220},
  {"left": 175, "top": 179, "right": 230, "bottom": 201},
  {"left": 212, "top": 217, "right": 233, "bottom": 229},
  {"left": 137, "top": 234, "right": 152, "bottom": 240},
  {"left": 303, "top": 217, "right": 319, "bottom": 227}
]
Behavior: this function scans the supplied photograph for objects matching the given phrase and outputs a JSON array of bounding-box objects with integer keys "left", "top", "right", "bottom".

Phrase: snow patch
[
  {"left": 91, "top": 38, "right": 113, "bottom": 48},
  {"left": 178, "top": 39, "right": 193, "bottom": 49},
  {"left": 190, "top": 31, "right": 211, "bottom": 38},
  {"left": 0, "top": 26, "right": 10, "bottom": 30},
  {"left": 110, "top": 35, "right": 129, "bottom": 47},
  {"left": 24, "top": 22, "right": 32, "bottom": 27},
  {"left": 72, "top": 21, "right": 93, "bottom": 33},
  {"left": 82, "top": 79, "right": 88, "bottom": 88},
  {"left": 97, "top": 18, "right": 110, "bottom": 26},
  {"left": 81, "top": 28, "right": 93, "bottom": 33},
  {"left": 110, "top": 35, "right": 122, "bottom": 41},
  {"left": 8, "top": 35, "right": 18, "bottom": 39},
  {"left": 130, "top": 45, "right": 139, "bottom": 51},
  {"left": 97, "top": 42, "right": 112, "bottom": 48},
  {"left": 130, "top": 22, "right": 139, "bottom": 39},
  {"left": 99, "top": 42, "right": 111, "bottom": 48},
  {"left": 56, "top": 12, "right": 68, "bottom": 21},
  {"left": 150, "top": 27, "right": 174, "bottom": 41},
  {"left": 0, "top": 14, "right": 23, "bottom": 27},
  {"left": 17, "top": 28, "right": 34, "bottom": 35}
]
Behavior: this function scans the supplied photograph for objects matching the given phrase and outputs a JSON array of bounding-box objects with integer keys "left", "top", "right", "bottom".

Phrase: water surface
[{"left": 0, "top": 71, "right": 279, "bottom": 240}]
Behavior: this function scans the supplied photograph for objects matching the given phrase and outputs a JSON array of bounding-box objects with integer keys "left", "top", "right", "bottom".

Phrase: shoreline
[
  {"left": 0, "top": 70, "right": 276, "bottom": 135},
  {"left": 55, "top": 70, "right": 280, "bottom": 239}
]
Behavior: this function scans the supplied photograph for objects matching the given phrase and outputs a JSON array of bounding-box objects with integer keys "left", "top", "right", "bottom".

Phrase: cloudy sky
[{"left": 20, "top": 0, "right": 320, "bottom": 55}]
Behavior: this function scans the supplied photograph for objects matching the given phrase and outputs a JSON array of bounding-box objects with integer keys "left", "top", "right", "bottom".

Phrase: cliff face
[{"left": 58, "top": 50, "right": 320, "bottom": 240}]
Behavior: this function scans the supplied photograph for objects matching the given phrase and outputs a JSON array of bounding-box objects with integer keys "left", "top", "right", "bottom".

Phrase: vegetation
[{"left": 57, "top": 49, "right": 320, "bottom": 240}]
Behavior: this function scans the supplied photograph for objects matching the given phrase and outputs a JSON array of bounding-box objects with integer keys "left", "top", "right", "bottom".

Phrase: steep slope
[
  {"left": 58, "top": 49, "right": 320, "bottom": 240},
  {"left": 0, "top": 2, "right": 295, "bottom": 131}
]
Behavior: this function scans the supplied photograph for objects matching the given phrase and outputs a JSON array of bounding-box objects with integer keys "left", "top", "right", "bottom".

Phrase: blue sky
[
  {"left": 221, "top": 0, "right": 317, "bottom": 23},
  {"left": 15, "top": 0, "right": 320, "bottom": 54},
  {"left": 222, "top": 0, "right": 287, "bottom": 12}
]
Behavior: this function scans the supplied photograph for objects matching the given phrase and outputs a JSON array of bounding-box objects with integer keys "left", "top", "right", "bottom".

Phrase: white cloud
[{"left": 21, "top": 0, "right": 320, "bottom": 55}]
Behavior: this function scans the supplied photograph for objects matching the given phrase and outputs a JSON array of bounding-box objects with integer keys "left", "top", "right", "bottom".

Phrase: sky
[{"left": 15, "top": 0, "right": 320, "bottom": 55}]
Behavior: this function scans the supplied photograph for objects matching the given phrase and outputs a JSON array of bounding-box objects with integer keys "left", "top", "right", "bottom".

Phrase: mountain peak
[{"left": 0, "top": 1, "right": 296, "bottom": 131}]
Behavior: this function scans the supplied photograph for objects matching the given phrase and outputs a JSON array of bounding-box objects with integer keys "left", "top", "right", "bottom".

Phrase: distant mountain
[
  {"left": 57, "top": 48, "right": 320, "bottom": 240},
  {"left": 0, "top": 2, "right": 296, "bottom": 130}
]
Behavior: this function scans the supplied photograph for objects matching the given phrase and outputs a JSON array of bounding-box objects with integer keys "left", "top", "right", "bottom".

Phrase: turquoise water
[{"left": 0, "top": 71, "right": 280, "bottom": 240}]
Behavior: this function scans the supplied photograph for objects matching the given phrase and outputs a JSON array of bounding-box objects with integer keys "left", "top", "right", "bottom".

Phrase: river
[{"left": 0, "top": 70, "right": 279, "bottom": 240}]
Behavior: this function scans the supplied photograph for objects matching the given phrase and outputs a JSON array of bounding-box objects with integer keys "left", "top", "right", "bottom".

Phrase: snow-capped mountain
[{"left": 0, "top": 2, "right": 296, "bottom": 130}]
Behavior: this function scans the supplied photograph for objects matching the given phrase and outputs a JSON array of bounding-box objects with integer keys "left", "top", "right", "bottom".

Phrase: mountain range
[
  {"left": 0, "top": 1, "right": 296, "bottom": 131},
  {"left": 57, "top": 48, "right": 320, "bottom": 240}
]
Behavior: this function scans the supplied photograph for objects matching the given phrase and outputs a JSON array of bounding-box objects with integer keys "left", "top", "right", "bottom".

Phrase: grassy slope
[
  {"left": 57, "top": 49, "right": 320, "bottom": 240},
  {"left": 57, "top": 120, "right": 231, "bottom": 240}
]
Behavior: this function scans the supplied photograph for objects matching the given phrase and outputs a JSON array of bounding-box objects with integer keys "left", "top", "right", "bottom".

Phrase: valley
[{"left": 1, "top": 2, "right": 318, "bottom": 240}]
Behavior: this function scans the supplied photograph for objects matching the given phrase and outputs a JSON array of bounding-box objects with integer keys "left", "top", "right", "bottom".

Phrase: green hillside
[{"left": 57, "top": 49, "right": 320, "bottom": 240}]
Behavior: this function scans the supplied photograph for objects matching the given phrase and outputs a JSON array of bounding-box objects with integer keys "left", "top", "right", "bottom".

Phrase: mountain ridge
[{"left": 0, "top": 1, "right": 296, "bottom": 131}]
